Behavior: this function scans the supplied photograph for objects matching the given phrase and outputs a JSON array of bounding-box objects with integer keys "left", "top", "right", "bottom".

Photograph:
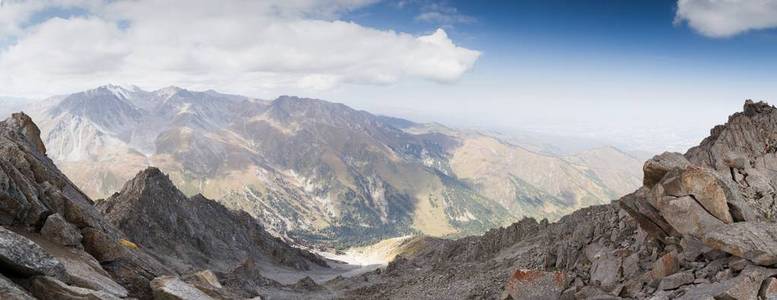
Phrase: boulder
[
  {"left": 680, "top": 265, "right": 776, "bottom": 300},
  {"left": 80, "top": 227, "right": 127, "bottom": 263},
  {"left": 703, "top": 222, "right": 777, "bottom": 266},
  {"left": 761, "top": 277, "right": 777, "bottom": 300},
  {"left": 40, "top": 213, "right": 83, "bottom": 247},
  {"left": 643, "top": 152, "right": 690, "bottom": 187},
  {"left": 30, "top": 276, "right": 122, "bottom": 300},
  {"left": 0, "top": 226, "right": 65, "bottom": 278},
  {"left": 657, "top": 271, "right": 694, "bottom": 290},
  {"left": 652, "top": 252, "right": 679, "bottom": 280},
  {"left": 589, "top": 250, "right": 621, "bottom": 290},
  {"left": 505, "top": 269, "right": 566, "bottom": 300},
  {"left": 18, "top": 231, "right": 128, "bottom": 297},
  {"left": 675, "top": 167, "right": 734, "bottom": 224},
  {"left": 150, "top": 275, "right": 216, "bottom": 300},
  {"left": 183, "top": 270, "right": 222, "bottom": 289},
  {"left": 0, "top": 274, "right": 34, "bottom": 300},
  {"left": 657, "top": 195, "right": 725, "bottom": 238}
]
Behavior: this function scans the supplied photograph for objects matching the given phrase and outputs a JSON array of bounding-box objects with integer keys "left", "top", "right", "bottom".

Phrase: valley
[{"left": 15, "top": 85, "right": 643, "bottom": 247}]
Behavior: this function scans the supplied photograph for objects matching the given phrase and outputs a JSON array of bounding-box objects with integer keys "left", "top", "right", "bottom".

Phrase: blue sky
[{"left": 1, "top": 0, "right": 777, "bottom": 152}]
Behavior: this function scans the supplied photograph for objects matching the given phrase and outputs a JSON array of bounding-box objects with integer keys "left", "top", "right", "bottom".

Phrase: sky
[{"left": 1, "top": 0, "right": 777, "bottom": 152}]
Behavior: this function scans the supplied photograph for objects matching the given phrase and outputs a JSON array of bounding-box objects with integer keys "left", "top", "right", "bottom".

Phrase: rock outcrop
[
  {"left": 96, "top": 167, "right": 327, "bottom": 274},
  {"left": 0, "top": 113, "right": 331, "bottom": 299},
  {"left": 335, "top": 100, "right": 777, "bottom": 300}
]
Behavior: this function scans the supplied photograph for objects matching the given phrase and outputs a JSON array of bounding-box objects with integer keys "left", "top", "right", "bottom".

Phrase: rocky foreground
[
  {"left": 328, "top": 100, "right": 777, "bottom": 299},
  {"left": 0, "top": 112, "right": 327, "bottom": 299},
  {"left": 4, "top": 100, "right": 777, "bottom": 299}
]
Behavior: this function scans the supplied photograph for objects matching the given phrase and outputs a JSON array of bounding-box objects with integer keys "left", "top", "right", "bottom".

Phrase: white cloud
[
  {"left": 0, "top": 0, "right": 480, "bottom": 97},
  {"left": 675, "top": 0, "right": 777, "bottom": 38}
]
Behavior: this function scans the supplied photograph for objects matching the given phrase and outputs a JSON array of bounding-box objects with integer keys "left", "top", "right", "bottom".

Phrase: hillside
[{"left": 25, "top": 85, "right": 642, "bottom": 245}]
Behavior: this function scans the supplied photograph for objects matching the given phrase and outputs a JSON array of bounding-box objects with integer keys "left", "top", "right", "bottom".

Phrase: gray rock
[
  {"left": 0, "top": 274, "right": 34, "bottom": 300},
  {"left": 652, "top": 252, "right": 679, "bottom": 280},
  {"left": 30, "top": 276, "right": 122, "bottom": 300},
  {"left": 589, "top": 250, "right": 621, "bottom": 290},
  {"left": 40, "top": 213, "right": 83, "bottom": 247},
  {"left": 643, "top": 152, "right": 690, "bottom": 187},
  {"left": 96, "top": 167, "right": 326, "bottom": 273},
  {"left": 150, "top": 275, "right": 216, "bottom": 300},
  {"left": 703, "top": 222, "right": 777, "bottom": 266},
  {"left": 657, "top": 195, "right": 725, "bottom": 238},
  {"left": 0, "top": 226, "right": 65, "bottom": 278},
  {"left": 658, "top": 272, "right": 693, "bottom": 290},
  {"left": 761, "top": 277, "right": 777, "bottom": 300}
]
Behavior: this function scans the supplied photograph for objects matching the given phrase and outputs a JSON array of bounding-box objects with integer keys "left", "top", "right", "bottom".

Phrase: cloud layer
[
  {"left": 0, "top": 0, "right": 480, "bottom": 97},
  {"left": 676, "top": 0, "right": 777, "bottom": 38}
]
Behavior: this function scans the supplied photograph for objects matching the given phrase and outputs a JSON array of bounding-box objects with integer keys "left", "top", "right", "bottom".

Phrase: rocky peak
[
  {"left": 743, "top": 99, "right": 774, "bottom": 116},
  {"left": 3, "top": 112, "right": 47, "bottom": 155},
  {"left": 97, "top": 167, "right": 327, "bottom": 275}
]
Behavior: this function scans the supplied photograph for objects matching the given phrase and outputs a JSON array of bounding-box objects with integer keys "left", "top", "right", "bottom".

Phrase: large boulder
[
  {"left": 0, "top": 274, "right": 34, "bottom": 300},
  {"left": 150, "top": 275, "right": 216, "bottom": 300},
  {"left": 30, "top": 276, "right": 121, "bottom": 300},
  {"left": 40, "top": 213, "right": 83, "bottom": 247},
  {"left": 703, "top": 222, "right": 777, "bottom": 266},
  {"left": 643, "top": 152, "right": 690, "bottom": 187},
  {"left": 0, "top": 227, "right": 65, "bottom": 278}
]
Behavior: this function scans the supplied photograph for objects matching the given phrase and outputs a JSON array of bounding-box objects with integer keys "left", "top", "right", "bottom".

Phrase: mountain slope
[
  {"left": 27, "top": 85, "right": 641, "bottom": 245},
  {"left": 96, "top": 167, "right": 327, "bottom": 274}
]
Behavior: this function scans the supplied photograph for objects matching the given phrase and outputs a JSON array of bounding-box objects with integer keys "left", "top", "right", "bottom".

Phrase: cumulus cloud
[
  {"left": 675, "top": 0, "right": 777, "bottom": 38},
  {"left": 0, "top": 0, "right": 480, "bottom": 97}
]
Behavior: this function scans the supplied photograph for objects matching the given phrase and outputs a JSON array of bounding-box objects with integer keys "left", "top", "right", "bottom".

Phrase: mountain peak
[
  {"left": 743, "top": 99, "right": 774, "bottom": 117},
  {"left": 119, "top": 167, "right": 182, "bottom": 199},
  {"left": 2, "top": 112, "right": 47, "bottom": 155}
]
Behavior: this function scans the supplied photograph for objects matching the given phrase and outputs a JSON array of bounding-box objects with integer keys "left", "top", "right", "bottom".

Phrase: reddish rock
[
  {"left": 505, "top": 269, "right": 566, "bottom": 300},
  {"left": 652, "top": 252, "right": 679, "bottom": 280}
]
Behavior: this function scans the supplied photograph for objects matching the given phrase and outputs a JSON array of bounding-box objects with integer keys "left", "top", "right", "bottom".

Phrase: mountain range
[{"left": 15, "top": 85, "right": 643, "bottom": 245}]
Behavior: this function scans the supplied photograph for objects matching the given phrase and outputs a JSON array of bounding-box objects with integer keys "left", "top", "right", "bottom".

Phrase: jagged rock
[
  {"left": 652, "top": 252, "right": 679, "bottom": 280},
  {"left": 16, "top": 231, "right": 129, "bottom": 297},
  {"left": 0, "top": 226, "right": 65, "bottom": 278},
  {"left": 761, "top": 277, "right": 777, "bottom": 300},
  {"left": 703, "top": 222, "right": 777, "bottom": 266},
  {"left": 292, "top": 276, "right": 323, "bottom": 291},
  {"left": 657, "top": 195, "right": 725, "bottom": 238},
  {"left": 183, "top": 270, "right": 223, "bottom": 289},
  {"left": 643, "top": 152, "right": 690, "bottom": 187},
  {"left": 672, "top": 167, "right": 734, "bottom": 224},
  {"left": 40, "top": 213, "right": 83, "bottom": 247},
  {"left": 678, "top": 265, "right": 776, "bottom": 300},
  {"left": 0, "top": 274, "right": 34, "bottom": 300},
  {"left": 80, "top": 227, "right": 127, "bottom": 263},
  {"left": 5, "top": 112, "right": 46, "bottom": 155},
  {"left": 505, "top": 269, "right": 565, "bottom": 300},
  {"left": 96, "top": 167, "right": 326, "bottom": 274},
  {"left": 589, "top": 250, "right": 621, "bottom": 290},
  {"left": 150, "top": 275, "right": 216, "bottom": 300},
  {"left": 657, "top": 271, "right": 693, "bottom": 290},
  {"left": 30, "top": 276, "right": 121, "bottom": 300}
]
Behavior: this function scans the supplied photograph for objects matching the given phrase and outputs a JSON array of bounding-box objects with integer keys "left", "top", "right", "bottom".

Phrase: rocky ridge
[
  {"left": 329, "top": 100, "right": 777, "bottom": 299},
  {"left": 0, "top": 112, "right": 330, "bottom": 299}
]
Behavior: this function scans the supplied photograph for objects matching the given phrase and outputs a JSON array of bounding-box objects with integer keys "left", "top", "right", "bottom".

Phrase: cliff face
[{"left": 334, "top": 101, "right": 777, "bottom": 300}]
